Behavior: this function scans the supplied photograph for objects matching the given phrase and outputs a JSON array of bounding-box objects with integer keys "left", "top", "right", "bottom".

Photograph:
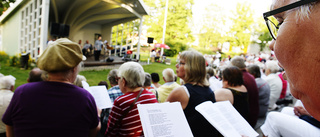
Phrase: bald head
[{"left": 28, "top": 68, "right": 44, "bottom": 82}]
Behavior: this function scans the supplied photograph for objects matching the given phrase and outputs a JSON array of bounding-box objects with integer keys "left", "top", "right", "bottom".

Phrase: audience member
[
  {"left": 150, "top": 72, "right": 161, "bottom": 88},
  {"left": 206, "top": 67, "right": 222, "bottom": 92},
  {"left": 143, "top": 72, "right": 158, "bottom": 100},
  {"left": 73, "top": 75, "right": 87, "bottom": 88},
  {"left": 261, "top": 101, "right": 320, "bottom": 136},
  {"left": 82, "top": 40, "right": 91, "bottom": 56},
  {"left": 263, "top": 0, "right": 320, "bottom": 121},
  {"left": 278, "top": 71, "right": 287, "bottom": 99},
  {"left": 107, "top": 69, "right": 123, "bottom": 103},
  {"left": 2, "top": 38, "right": 100, "bottom": 137},
  {"left": 167, "top": 50, "right": 219, "bottom": 136},
  {"left": 27, "top": 68, "right": 44, "bottom": 82},
  {"left": 157, "top": 68, "right": 180, "bottom": 103},
  {"left": 105, "top": 62, "right": 157, "bottom": 137},
  {"left": 230, "top": 56, "right": 259, "bottom": 127},
  {"left": 247, "top": 64, "right": 271, "bottom": 117},
  {"left": 98, "top": 81, "right": 109, "bottom": 89},
  {"left": 0, "top": 75, "right": 15, "bottom": 137},
  {"left": 214, "top": 67, "right": 250, "bottom": 122},
  {"left": 265, "top": 60, "right": 282, "bottom": 110},
  {"left": 99, "top": 69, "right": 123, "bottom": 136}
]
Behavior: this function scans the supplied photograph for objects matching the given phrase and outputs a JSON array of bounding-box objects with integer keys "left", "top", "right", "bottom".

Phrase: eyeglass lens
[{"left": 266, "top": 18, "right": 278, "bottom": 40}]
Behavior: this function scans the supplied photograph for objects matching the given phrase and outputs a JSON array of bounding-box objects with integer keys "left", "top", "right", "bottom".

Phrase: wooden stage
[{"left": 83, "top": 54, "right": 138, "bottom": 67}]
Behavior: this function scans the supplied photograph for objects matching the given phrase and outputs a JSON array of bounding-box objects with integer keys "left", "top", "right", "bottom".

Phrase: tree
[
  {"left": 143, "top": 0, "right": 194, "bottom": 53},
  {"left": 197, "top": 4, "right": 227, "bottom": 50},
  {"left": 0, "top": 0, "right": 16, "bottom": 16},
  {"left": 253, "top": 17, "right": 273, "bottom": 51},
  {"left": 229, "top": 2, "right": 254, "bottom": 53}
]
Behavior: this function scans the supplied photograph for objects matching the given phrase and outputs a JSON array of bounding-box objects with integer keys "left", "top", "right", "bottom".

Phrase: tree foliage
[
  {"left": 144, "top": 0, "right": 194, "bottom": 54},
  {"left": 197, "top": 4, "right": 227, "bottom": 50},
  {"left": 229, "top": 2, "right": 254, "bottom": 53},
  {"left": 254, "top": 17, "right": 273, "bottom": 51},
  {"left": 0, "top": 0, "right": 16, "bottom": 16}
]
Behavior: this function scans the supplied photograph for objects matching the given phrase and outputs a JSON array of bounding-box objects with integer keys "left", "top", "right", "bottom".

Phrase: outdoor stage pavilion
[{"left": 0, "top": 0, "right": 148, "bottom": 64}]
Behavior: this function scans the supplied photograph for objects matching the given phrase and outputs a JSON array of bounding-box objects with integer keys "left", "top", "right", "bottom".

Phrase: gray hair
[
  {"left": 108, "top": 69, "right": 118, "bottom": 85},
  {"left": 118, "top": 62, "right": 145, "bottom": 88},
  {"left": 0, "top": 75, "right": 16, "bottom": 90},
  {"left": 265, "top": 60, "right": 280, "bottom": 73},
  {"left": 162, "top": 68, "right": 175, "bottom": 82},
  {"left": 73, "top": 75, "right": 87, "bottom": 88},
  {"left": 271, "top": 0, "right": 317, "bottom": 21},
  {"left": 144, "top": 73, "right": 152, "bottom": 87},
  {"left": 230, "top": 56, "right": 246, "bottom": 69}
]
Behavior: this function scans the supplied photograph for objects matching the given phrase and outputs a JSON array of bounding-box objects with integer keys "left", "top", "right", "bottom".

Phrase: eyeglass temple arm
[{"left": 263, "top": 0, "right": 317, "bottom": 18}]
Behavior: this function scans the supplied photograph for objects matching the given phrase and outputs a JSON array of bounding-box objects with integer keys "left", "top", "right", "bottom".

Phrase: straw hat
[{"left": 37, "top": 38, "right": 86, "bottom": 72}]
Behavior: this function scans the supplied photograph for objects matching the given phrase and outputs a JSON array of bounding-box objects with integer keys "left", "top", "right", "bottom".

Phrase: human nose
[{"left": 269, "top": 39, "right": 275, "bottom": 51}]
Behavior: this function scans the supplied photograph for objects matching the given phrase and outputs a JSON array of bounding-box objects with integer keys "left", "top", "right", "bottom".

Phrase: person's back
[
  {"left": 230, "top": 56, "right": 259, "bottom": 127},
  {"left": 106, "top": 89, "right": 157, "bottom": 137},
  {"left": 265, "top": 73, "right": 282, "bottom": 110},
  {"left": 242, "top": 70, "right": 259, "bottom": 126},
  {"left": 183, "top": 83, "right": 219, "bottom": 137},
  {"left": 2, "top": 81, "right": 99, "bottom": 137},
  {"left": 0, "top": 76, "right": 15, "bottom": 136},
  {"left": 227, "top": 88, "right": 249, "bottom": 121},
  {"left": 256, "top": 78, "right": 270, "bottom": 117},
  {"left": 157, "top": 82, "right": 180, "bottom": 103}
]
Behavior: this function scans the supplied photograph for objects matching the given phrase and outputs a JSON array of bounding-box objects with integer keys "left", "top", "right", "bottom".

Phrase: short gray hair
[
  {"left": 162, "top": 68, "right": 175, "bottom": 82},
  {"left": 0, "top": 75, "right": 16, "bottom": 89},
  {"left": 265, "top": 60, "right": 279, "bottom": 73},
  {"left": 118, "top": 62, "right": 145, "bottom": 88},
  {"left": 73, "top": 75, "right": 87, "bottom": 88},
  {"left": 271, "top": 0, "right": 317, "bottom": 21},
  {"left": 230, "top": 56, "right": 246, "bottom": 69},
  {"left": 108, "top": 69, "right": 118, "bottom": 85}
]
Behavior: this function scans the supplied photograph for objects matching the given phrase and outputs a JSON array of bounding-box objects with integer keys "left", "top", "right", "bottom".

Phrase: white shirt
[
  {"left": 209, "top": 76, "right": 222, "bottom": 92},
  {"left": 0, "top": 89, "right": 13, "bottom": 133}
]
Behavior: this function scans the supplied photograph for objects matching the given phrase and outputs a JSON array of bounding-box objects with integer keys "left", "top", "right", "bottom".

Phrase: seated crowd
[{"left": 1, "top": 38, "right": 319, "bottom": 137}]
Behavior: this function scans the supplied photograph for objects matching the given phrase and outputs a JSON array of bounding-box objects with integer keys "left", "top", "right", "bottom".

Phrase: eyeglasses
[{"left": 263, "top": 0, "right": 317, "bottom": 40}]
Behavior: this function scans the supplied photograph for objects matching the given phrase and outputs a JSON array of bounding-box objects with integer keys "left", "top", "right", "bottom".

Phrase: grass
[
  {"left": 0, "top": 55, "right": 178, "bottom": 91},
  {"left": 0, "top": 63, "right": 30, "bottom": 89}
]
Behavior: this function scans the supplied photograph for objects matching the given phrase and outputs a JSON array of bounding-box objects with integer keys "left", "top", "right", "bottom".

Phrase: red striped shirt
[{"left": 105, "top": 89, "right": 158, "bottom": 137}]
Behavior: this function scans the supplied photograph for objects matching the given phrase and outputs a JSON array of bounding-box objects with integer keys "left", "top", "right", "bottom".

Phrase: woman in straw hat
[{"left": 2, "top": 38, "right": 100, "bottom": 137}]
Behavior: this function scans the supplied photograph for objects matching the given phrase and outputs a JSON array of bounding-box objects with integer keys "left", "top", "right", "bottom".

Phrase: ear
[{"left": 10, "top": 85, "right": 14, "bottom": 91}]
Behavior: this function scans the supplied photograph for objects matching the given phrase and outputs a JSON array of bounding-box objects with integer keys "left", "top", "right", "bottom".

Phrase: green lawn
[{"left": 0, "top": 56, "right": 178, "bottom": 91}]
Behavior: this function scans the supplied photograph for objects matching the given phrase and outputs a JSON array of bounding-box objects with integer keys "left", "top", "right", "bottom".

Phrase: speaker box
[
  {"left": 60, "top": 24, "right": 70, "bottom": 37},
  {"left": 50, "top": 23, "right": 60, "bottom": 36},
  {"left": 147, "top": 37, "right": 154, "bottom": 44},
  {"left": 106, "top": 58, "right": 114, "bottom": 62}
]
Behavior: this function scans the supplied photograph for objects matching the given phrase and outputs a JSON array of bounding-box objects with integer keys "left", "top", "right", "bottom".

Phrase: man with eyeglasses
[{"left": 260, "top": 0, "right": 320, "bottom": 136}]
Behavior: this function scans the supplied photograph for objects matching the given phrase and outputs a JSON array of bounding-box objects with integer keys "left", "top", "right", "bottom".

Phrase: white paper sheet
[
  {"left": 82, "top": 81, "right": 113, "bottom": 109},
  {"left": 195, "top": 101, "right": 258, "bottom": 137},
  {"left": 137, "top": 102, "right": 193, "bottom": 137}
]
